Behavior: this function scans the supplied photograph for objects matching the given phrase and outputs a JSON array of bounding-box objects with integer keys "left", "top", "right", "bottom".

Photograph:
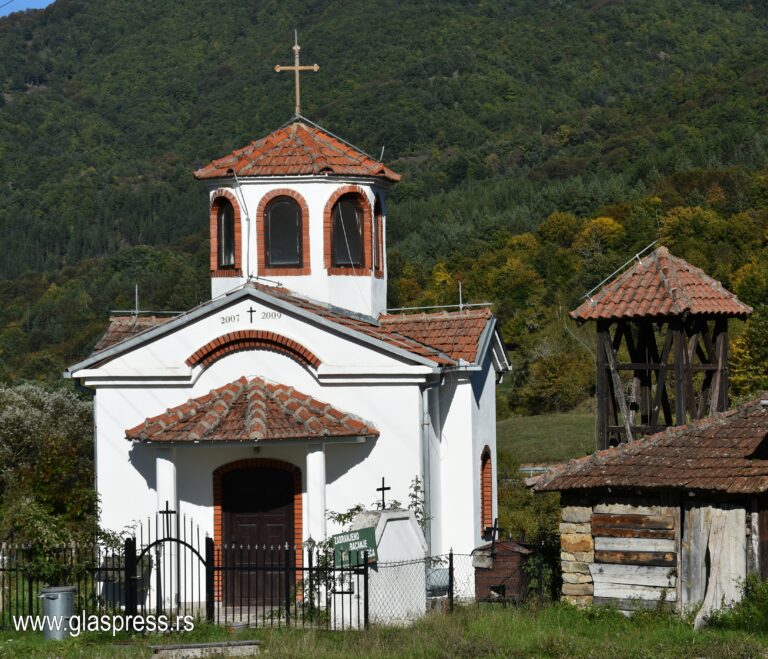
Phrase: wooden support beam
[
  {"left": 715, "top": 318, "right": 729, "bottom": 412},
  {"left": 650, "top": 329, "right": 674, "bottom": 428},
  {"left": 596, "top": 321, "right": 610, "bottom": 450},
  {"left": 672, "top": 319, "right": 687, "bottom": 426},
  {"left": 602, "top": 330, "right": 633, "bottom": 443}
]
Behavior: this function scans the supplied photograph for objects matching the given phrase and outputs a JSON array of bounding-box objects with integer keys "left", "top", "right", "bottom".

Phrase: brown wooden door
[{"left": 222, "top": 467, "right": 294, "bottom": 605}]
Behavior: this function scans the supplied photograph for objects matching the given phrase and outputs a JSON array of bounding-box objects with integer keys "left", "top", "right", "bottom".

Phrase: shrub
[{"left": 706, "top": 574, "right": 768, "bottom": 633}]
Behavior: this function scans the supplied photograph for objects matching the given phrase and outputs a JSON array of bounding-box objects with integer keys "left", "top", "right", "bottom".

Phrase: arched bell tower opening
[{"left": 572, "top": 247, "right": 752, "bottom": 450}]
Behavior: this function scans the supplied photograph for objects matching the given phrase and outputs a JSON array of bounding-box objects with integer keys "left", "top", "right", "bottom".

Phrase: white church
[{"left": 64, "top": 81, "right": 508, "bottom": 559}]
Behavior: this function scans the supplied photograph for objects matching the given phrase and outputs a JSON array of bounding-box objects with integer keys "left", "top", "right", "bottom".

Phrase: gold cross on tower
[{"left": 274, "top": 31, "right": 320, "bottom": 116}]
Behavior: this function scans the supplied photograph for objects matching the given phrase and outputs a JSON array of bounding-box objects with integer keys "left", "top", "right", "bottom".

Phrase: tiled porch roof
[{"left": 126, "top": 376, "right": 379, "bottom": 443}]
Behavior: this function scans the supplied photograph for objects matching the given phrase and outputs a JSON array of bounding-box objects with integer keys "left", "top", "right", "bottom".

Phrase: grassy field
[
  {"left": 497, "top": 411, "right": 595, "bottom": 465},
  {"left": 1, "top": 604, "right": 766, "bottom": 658}
]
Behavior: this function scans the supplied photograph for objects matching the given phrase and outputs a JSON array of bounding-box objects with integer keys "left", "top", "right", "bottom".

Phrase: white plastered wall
[{"left": 432, "top": 354, "right": 498, "bottom": 555}]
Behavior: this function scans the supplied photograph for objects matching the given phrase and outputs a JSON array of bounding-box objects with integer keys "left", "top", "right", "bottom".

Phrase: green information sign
[{"left": 332, "top": 527, "right": 378, "bottom": 565}]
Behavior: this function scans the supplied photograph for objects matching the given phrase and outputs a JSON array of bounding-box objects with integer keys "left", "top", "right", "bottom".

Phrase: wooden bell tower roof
[{"left": 571, "top": 246, "right": 752, "bottom": 322}]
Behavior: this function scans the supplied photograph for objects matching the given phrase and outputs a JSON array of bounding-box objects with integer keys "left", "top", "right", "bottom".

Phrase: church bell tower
[{"left": 193, "top": 39, "right": 400, "bottom": 318}]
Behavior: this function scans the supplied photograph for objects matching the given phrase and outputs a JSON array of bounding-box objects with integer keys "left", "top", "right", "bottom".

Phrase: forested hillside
[{"left": 4, "top": 0, "right": 768, "bottom": 413}]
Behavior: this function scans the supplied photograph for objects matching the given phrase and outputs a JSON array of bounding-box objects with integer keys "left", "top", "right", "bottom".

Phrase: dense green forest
[{"left": 4, "top": 0, "right": 768, "bottom": 414}]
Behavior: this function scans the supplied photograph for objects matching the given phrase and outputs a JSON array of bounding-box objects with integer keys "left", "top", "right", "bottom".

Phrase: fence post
[
  {"left": 124, "top": 537, "right": 136, "bottom": 618},
  {"left": 27, "top": 574, "right": 33, "bottom": 617},
  {"left": 363, "top": 550, "right": 369, "bottom": 630},
  {"left": 307, "top": 547, "right": 314, "bottom": 621},
  {"left": 284, "top": 544, "right": 291, "bottom": 626},
  {"left": 205, "top": 537, "right": 214, "bottom": 623},
  {"left": 448, "top": 549, "right": 454, "bottom": 613}
]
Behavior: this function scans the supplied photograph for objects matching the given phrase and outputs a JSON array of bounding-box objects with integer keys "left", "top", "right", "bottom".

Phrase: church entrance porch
[{"left": 221, "top": 466, "right": 295, "bottom": 606}]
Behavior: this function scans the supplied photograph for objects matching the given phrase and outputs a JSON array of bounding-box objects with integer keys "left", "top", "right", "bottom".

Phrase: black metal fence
[
  {"left": 0, "top": 516, "right": 482, "bottom": 631},
  {"left": 0, "top": 543, "right": 124, "bottom": 629}
]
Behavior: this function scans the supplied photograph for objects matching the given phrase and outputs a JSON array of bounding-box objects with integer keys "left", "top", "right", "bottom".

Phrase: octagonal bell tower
[{"left": 193, "top": 118, "right": 400, "bottom": 318}]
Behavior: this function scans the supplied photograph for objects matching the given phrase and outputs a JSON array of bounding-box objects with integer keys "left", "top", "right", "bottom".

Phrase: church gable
[{"left": 67, "top": 285, "right": 456, "bottom": 381}]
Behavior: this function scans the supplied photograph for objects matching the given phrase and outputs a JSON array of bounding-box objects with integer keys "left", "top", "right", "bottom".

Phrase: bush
[{"left": 706, "top": 574, "right": 768, "bottom": 633}]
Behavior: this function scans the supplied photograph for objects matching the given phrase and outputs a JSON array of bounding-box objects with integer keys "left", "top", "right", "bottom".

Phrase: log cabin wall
[{"left": 560, "top": 493, "right": 680, "bottom": 612}]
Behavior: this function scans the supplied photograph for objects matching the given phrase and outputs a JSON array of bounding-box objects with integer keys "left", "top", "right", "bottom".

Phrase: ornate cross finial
[{"left": 274, "top": 30, "right": 319, "bottom": 116}]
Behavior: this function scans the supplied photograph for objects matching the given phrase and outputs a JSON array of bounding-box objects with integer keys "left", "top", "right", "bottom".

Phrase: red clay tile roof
[
  {"left": 93, "top": 315, "right": 173, "bottom": 352},
  {"left": 379, "top": 308, "right": 493, "bottom": 362},
  {"left": 237, "top": 282, "right": 457, "bottom": 365},
  {"left": 194, "top": 121, "right": 401, "bottom": 183},
  {"left": 126, "top": 376, "right": 379, "bottom": 443},
  {"left": 89, "top": 284, "right": 496, "bottom": 368},
  {"left": 533, "top": 396, "right": 768, "bottom": 494},
  {"left": 571, "top": 246, "right": 752, "bottom": 322}
]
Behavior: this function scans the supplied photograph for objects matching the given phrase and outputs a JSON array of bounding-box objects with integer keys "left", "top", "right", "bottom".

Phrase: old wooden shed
[{"left": 534, "top": 396, "right": 768, "bottom": 622}]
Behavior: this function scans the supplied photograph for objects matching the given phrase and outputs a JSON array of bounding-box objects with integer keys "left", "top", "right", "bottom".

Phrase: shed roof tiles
[
  {"left": 571, "top": 246, "right": 752, "bottom": 322},
  {"left": 533, "top": 395, "right": 768, "bottom": 495},
  {"left": 126, "top": 376, "right": 378, "bottom": 443},
  {"left": 193, "top": 120, "right": 401, "bottom": 183}
]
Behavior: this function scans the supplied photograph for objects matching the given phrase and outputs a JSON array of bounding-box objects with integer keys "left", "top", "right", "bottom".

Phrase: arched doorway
[{"left": 213, "top": 459, "right": 302, "bottom": 605}]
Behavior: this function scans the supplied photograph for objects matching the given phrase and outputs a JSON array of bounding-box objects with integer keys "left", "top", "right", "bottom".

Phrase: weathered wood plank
[
  {"left": 589, "top": 563, "right": 676, "bottom": 587},
  {"left": 591, "top": 526, "right": 675, "bottom": 540},
  {"left": 592, "top": 513, "right": 674, "bottom": 530},
  {"left": 595, "top": 537, "right": 676, "bottom": 553},
  {"left": 593, "top": 502, "right": 662, "bottom": 515},
  {"left": 595, "top": 551, "right": 676, "bottom": 567},
  {"left": 593, "top": 597, "right": 676, "bottom": 612},
  {"left": 593, "top": 582, "right": 677, "bottom": 602}
]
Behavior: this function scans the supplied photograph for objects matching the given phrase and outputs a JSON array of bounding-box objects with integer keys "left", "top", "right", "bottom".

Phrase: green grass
[
  {"left": 497, "top": 411, "right": 596, "bottom": 465},
  {"left": 1, "top": 604, "right": 766, "bottom": 658}
]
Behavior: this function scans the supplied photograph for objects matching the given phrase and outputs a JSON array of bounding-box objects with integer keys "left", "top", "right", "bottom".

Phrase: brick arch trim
[
  {"left": 323, "top": 185, "right": 372, "bottom": 276},
  {"left": 210, "top": 189, "right": 243, "bottom": 277},
  {"left": 480, "top": 446, "right": 493, "bottom": 533},
  {"left": 212, "top": 458, "right": 303, "bottom": 600},
  {"left": 373, "top": 193, "right": 385, "bottom": 280},
  {"left": 185, "top": 331, "right": 321, "bottom": 371},
  {"left": 256, "top": 188, "right": 311, "bottom": 277}
]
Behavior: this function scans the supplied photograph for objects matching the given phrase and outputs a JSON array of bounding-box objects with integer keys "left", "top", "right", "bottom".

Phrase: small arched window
[
  {"left": 217, "top": 199, "right": 235, "bottom": 268},
  {"left": 332, "top": 195, "right": 363, "bottom": 267},
  {"left": 373, "top": 194, "right": 383, "bottom": 274},
  {"left": 265, "top": 196, "right": 302, "bottom": 267},
  {"left": 480, "top": 447, "right": 493, "bottom": 535}
]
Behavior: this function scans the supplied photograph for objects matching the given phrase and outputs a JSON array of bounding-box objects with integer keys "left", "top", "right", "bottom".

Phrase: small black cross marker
[
  {"left": 247, "top": 307, "right": 257, "bottom": 323},
  {"left": 159, "top": 500, "right": 177, "bottom": 538},
  {"left": 376, "top": 477, "right": 391, "bottom": 509},
  {"left": 485, "top": 517, "right": 504, "bottom": 553}
]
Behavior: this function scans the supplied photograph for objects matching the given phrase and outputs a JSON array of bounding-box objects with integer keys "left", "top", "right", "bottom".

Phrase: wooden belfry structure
[{"left": 571, "top": 247, "right": 752, "bottom": 450}]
